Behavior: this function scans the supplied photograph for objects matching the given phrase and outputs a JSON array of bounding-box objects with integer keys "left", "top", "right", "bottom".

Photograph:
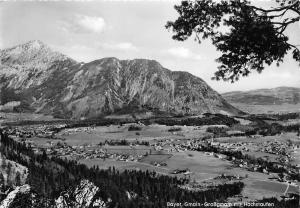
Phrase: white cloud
[
  {"left": 77, "top": 15, "right": 106, "bottom": 33},
  {"left": 100, "top": 42, "right": 139, "bottom": 52},
  {"left": 165, "top": 47, "right": 205, "bottom": 60},
  {"left": 60, "top": 15, "right": 106, "bottom": 34}
]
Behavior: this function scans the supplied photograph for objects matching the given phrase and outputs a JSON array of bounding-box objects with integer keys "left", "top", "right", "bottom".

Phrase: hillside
[
  {"left": 222, "top": 87, "right": 300, "bottom": 105},
  {"left": 0, "top": 40, "right": 241, "bottom": 119},
  {"left": 222, "top": 87, "right": 300, "bottom": 114}
]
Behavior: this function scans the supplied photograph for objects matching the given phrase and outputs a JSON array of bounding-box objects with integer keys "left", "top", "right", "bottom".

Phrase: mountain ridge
[
  {"left": 222, "top": 86, "right": 300, "bottom": 105},
  {"left": 0, "top": 40, "right": 242, "bottom": 118}
]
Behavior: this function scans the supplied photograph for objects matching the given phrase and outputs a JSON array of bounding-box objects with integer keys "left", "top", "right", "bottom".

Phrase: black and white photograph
[{"left": 0, "top": 0, "right": 299, "bottom": 207}]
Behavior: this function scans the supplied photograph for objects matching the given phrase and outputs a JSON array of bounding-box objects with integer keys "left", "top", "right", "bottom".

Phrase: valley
[
  {"left": 1, "top": 112, "right": 299, "bottom": 205},
  {"left": 0, "top": 41, "right": 299, "bottom": 207}
]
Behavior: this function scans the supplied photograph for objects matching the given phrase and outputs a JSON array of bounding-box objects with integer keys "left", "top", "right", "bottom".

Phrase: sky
[{"left": 0, "top": 0, "right": 299, "bottom": 93}]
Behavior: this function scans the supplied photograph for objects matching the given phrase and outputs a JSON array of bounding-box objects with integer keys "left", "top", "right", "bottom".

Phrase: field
[
  {"left": 0, "top": 112, "right": 58, "bottom": 123},
  {"left": 139, "top": 154, "right": 172, "bottom": 164},
  {"left": 57, "top": 124, "right": 209, "bottom": 146},
  {"left": 79, "top": 149, "right": 298, "bottom": 200}
]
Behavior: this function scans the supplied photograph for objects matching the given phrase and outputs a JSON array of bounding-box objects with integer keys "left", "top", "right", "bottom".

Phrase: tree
[{"left": 166, "top": 0, "right": 300, "bottom": 82}]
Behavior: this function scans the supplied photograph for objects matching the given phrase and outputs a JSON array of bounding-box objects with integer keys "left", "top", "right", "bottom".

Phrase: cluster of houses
[
  {"left": 259, "top": 140, "right": 289, "bottom": 156},
  {"left": 4, "top": 124, "right": 66, "bottom": 139},
  {"left": 30, "top": 140, "right": 146, "bottom": 162},
  {"left": 59, "top": 126, "right": 95, "bottom": 136}
]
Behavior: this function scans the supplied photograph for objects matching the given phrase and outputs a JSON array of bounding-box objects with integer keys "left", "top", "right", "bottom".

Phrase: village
[{"left": 3, "top": 123, "right": 299, "bottom": 188}]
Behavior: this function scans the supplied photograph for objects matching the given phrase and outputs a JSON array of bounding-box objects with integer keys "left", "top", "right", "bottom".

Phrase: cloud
[
  {"left": 165, "top": 47, "right": 205, "bottom": 60},
  {"left": 60, "top": 15, "right": 106, "bottom": 34},
  {"left": 99, "top": 42, "right": 139, "bottom": 52}
]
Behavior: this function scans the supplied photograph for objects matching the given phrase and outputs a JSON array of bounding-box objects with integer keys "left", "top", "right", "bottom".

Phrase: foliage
[
  {"left": 168, "top": 127, "right": 182, "bottom": 132},
  {"left": 166, "top": 0, "right": 300, "bottom": 82},
  {"left": 128, "top": 125, "right": 142, "bottom": 131},
  {"left": 155, "top": 114, "right": 238, "bottom": 127},
  {"left": 206, "top": 126, "right": 228, "bottom": 137}
]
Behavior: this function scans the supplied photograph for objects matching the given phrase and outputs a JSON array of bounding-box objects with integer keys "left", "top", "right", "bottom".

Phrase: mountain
[
  {"left": 222, "top": 87, "right": 300, "bottom": 105},
  {"left": 0, "top": 40, "right": 241, "bottom": 119}
]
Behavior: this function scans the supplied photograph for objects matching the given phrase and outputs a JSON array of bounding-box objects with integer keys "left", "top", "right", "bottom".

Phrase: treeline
[
  {"left": 154, "top": 114, "right": 239, "bottom": 127},
  {"left": 249, "top": 123, "right": 300, "bottom": 137},
  {"left": 248, "top": 113, "right": 300, "bottom": 121},
  {"left": 207, "top": 123, "right": 300, "bottom": 138},
  {"left": 0, "top": 130, "right": 244, "bottom": 208}
]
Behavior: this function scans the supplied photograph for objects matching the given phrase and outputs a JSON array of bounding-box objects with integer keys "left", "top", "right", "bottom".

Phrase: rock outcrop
[
  {"left": 55, "top": 180, "right": 106, "bottom": 208},
  {"left": 0, "top": 180, "right": 107, "bottom": 208},
  {"left": 0, "top": 185, "right": 31, "bottom": 208}
]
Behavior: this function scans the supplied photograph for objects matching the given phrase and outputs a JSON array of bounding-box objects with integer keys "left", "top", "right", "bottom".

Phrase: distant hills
[
  {"left": 0, "top": 40, "right": 241, "bottom": 119},
  {"left": 222, "top": 87, "right": 300, "bottom": 105}
]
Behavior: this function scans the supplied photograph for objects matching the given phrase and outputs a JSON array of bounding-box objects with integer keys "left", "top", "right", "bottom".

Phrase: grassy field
[
  {"left": 80, "top": 151, "right": 232, "bottom": 181},
  {"left": 139, "top": 154, "right": 172, "bottom": 164},
  {"left": 78, "top": 150, "right": 297, "bottom": 200},
  {"left": 57, "top": 124, "right": 209, "bottom": 146}
]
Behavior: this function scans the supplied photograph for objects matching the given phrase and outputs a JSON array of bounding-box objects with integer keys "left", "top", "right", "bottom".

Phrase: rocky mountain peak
[
  {"left": 19, "top": 40, "right": 47, "bottom": 50},
  {"left": 0, "top": 40, "right": 74, "bottom": 68}
]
